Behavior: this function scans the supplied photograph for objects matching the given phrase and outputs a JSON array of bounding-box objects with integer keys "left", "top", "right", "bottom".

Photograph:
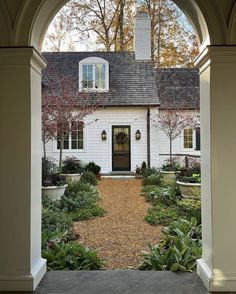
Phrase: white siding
[
  {"left": 44, "top": 107, "right": 149, "bottom": 173},
  {"left": 150, "top": 109, "right": 201, "bottom": 167},
  {"left": 44, "top": 107, "right": 201, "bottom": 172}
]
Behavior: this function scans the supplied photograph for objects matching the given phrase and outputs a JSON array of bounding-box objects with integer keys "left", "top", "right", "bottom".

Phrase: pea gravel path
[{"left": 74, "top": 178, "right": 162, "bottom": 269}]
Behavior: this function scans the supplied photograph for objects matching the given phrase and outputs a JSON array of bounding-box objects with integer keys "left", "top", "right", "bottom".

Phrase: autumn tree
[
  {"left": 43, "top": 8, "right": 76, "bottom": 52},
  {"left": 43, "top": 0, "right": 199, "bottom": 66},
  {"left": 42, "top": 70, "right": 103, "bottom": 171},
  {"left": 137, "top": 0, "right": 199, "bottom": 67}
]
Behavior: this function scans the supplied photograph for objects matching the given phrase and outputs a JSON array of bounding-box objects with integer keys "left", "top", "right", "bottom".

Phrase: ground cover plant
[
  {"left": 140, "top": 218, "right": 202, "bottom": 272},
  {"left": 140, "top": 167, "right": 202, "bottom": 272},
  {"left": 42, "top": 178, "right": 105, "bottom": 270}
]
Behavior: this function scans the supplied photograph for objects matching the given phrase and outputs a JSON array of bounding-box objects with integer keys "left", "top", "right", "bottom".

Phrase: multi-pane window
[
  {"left": 82, "top": 64, "right": 106, "bottom": 90},
  {"left": 79, "top": 57, "right": 108, "bottom": 91},
  {"left": 57, "top": 123, "right": 83, "bottom": 150},
  {"left": 71, "top": 122, "right": 83, "bottom": 149},
  {"left": 183, "top": 128, "right": 193, "bottom": 149}
]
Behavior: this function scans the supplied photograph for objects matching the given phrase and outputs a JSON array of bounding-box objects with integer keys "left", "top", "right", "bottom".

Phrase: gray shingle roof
[
  {"left": 42, "top": 52, "right": 199, "bottom": 109},
  {"left": 156, "top": 68, "right": 199, "bottom": 109},
  {"left": 42, "top": 52, "right": 159, "bottom": 106}
]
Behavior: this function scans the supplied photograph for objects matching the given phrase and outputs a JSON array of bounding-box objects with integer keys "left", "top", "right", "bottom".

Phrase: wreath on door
[{"left": 115, "top": 131, "right": 128, "bottom": 144}]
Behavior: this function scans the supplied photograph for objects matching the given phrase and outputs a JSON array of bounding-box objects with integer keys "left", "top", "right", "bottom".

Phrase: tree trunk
[
  {"left": 43, "top": 141, "right": 47, "bottom": 159},
  {"left": 119, "top": 0, "right": 124, "bottom": 51},
  {"left": 170, "top": 139, "right": 173, "bottom": 167},
  {"left": 59, "top": 132, "right": 64, "bottom": 173}
]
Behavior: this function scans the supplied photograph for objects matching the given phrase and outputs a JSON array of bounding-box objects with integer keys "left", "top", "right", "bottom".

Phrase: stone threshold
[{"left": 8, "top": 270, "right": 214, "bottom": 294}]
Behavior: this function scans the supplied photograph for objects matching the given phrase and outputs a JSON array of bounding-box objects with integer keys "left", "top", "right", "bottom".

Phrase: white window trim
[
  {"left": 79, "top": 57, "right": 109, "bottom": 92},
  {"left": 52, "top": 125, "right": 86, "bottom": 153},
  {"left": 181, "top": 128, "right": 196, "bottom": 151}
]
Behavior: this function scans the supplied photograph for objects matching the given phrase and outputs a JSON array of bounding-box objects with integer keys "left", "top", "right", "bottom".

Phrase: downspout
[{"left": 147, "top": 107, "right": 151, "bottom": 168}]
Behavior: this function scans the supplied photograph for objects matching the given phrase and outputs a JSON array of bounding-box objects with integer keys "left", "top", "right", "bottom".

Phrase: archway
[{"left": 1, "top": 0, "right": 236, "bottom": 292}]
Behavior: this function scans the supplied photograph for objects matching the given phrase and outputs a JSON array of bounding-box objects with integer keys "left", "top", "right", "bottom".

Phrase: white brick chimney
[{"left": 134, "top": 12, "right": 151, "bottom": 60}]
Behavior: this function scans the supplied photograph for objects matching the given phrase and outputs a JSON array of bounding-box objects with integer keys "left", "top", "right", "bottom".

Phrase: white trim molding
[
  {"left": 0, "top": 258, "right": 46, "bottom": 292},
  {"left": 198, "top": 258, "right": 236, "bottom": 292}
]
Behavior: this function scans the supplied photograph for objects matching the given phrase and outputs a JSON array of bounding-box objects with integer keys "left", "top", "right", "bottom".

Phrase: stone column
[
  {"left": 196, "top": 46, "right": 236, "bottom": 292},
  {"left": 0, "top": 47, "right": 47, "bottom": 291}
]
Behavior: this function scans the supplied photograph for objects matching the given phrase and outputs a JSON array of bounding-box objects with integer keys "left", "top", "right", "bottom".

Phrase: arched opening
[
  {"left": 30, "top": 0, "right": 210, "bottom": 51},
  {"left": 3, "top": 0, "right": 236, "bottom": 293},
  {"left": 34, "top": 0, "right": 211, "bottom": 286}
]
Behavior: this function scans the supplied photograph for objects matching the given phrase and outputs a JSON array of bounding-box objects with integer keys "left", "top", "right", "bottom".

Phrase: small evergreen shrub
[
  {"left": 81, "top": 171, "right": 97, "bottom": 186},
  {"left": 85, "top": 161, "right": 101, "bottom": 175}
]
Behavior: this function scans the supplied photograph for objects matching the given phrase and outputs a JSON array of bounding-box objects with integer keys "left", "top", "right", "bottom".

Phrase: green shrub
[
  {"left": 140, "top": 218, "right": 202, "bottom": 272},
  {"left": 42, "top": 241, "right": 104, "bottom": 270},
  {"left": 85, "top": 161, "right": 101, "bottom": 175},
  {"left": 177, "top": 198, "right": 201, "bottom": 224},
  {"left": 145, "top": 203, "right": 180, "bottom": 226},
  {"left": 68, "top": 205, "right": 106, "bottom": 221},
  {"left": 147, "top": 186, "right": 177, "bottom": 205},
  {"left": 65, "top": 181, "right": 97, "bottom": 195},
  {"left": 42, "top": 208, "right": 72, "bottom": 232},
  {"left": 140, "top": 185, "right": 157, "bottom": 197},
  {"left": 143, "top": 173, "right": 163, "bottom": 186},
  {"left": 60, "top": 190, "right": 100, "bottom": 213},
  {"left": 142, "top": 167, "right": 159, "bottom": 179},
  {"left": 81, "top": 171, "right": 97, "bottom": 186},
  {"left": 62, "top": 157, "right": 81, "bottom": 174}
]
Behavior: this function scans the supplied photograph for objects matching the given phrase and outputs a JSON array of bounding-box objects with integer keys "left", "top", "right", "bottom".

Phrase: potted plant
[
  {"left": 85, "top": 161, "right": 102, "bottom": 180},
  {"left": 42, "top": 158, "right": 67, "bottom": 201},
  {"left": 176, "top": 161, "right": 201, "bottom": 199},
  {"left": 161, "top": 157, "right": 181, "bottom": 180},
  {"left": 151, "top": 102, "right": 199, "bottom": 178},
  {"left": 61, "top": 157, "right": 82, "bottom": 183}
]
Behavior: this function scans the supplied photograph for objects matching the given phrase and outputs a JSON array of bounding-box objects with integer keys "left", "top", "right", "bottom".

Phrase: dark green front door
[{"left": 112, "top": 126, "right": 131, "bottom": 171}]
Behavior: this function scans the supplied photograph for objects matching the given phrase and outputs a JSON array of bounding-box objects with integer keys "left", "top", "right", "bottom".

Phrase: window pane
[
  {"left": 184, "top": 129, "right": 193, "bottom": 149},
  {"left": 95, "top": 64, "right": 106, "bottom": 89},
  {"left": 82, "top": 64, "right": 94, "bottom": 89},
  {"left": 71, "top": 123, "right": 83, "bottom": 149}
]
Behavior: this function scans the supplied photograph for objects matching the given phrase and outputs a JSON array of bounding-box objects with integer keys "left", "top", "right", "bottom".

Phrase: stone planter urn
[
  {"left": 61, "top": 173, "right": 81, "bottom": 183},
  {"left": 42, "top": 184, "right": 68, "bottom": 201},
  {"left": 160, "top": 170, "right": 178, "bottom": 181},
  {"left": 177, "top": 181, "right": 201, "bottom": 199}
]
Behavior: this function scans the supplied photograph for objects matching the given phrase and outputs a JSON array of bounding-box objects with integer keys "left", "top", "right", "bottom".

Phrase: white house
[{"left": 42, "top": 13, "right": 200, "bottom": 173}]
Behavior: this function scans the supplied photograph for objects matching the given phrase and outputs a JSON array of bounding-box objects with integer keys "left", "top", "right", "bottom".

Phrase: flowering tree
[
  {"left": 42, "top": 69, "right": 104, "bottom": 171},
  {"left": 152, "top": 103, "right": 199, "bottom": 167}
]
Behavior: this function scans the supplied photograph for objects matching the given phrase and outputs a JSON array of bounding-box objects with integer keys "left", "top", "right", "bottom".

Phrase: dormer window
[{"left": 79, "top": 57, "right": 109, "bottom": 91}]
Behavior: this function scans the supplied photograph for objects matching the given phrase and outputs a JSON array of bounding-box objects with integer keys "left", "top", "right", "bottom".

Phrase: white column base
[
  {"left": 0, "top": 258, "right": 46, "bottom": 292},
  {"left": 198, "top": 258, "right": 236, "bottom": 292}
]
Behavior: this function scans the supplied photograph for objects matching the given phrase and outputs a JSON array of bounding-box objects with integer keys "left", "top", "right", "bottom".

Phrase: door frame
[{"left": 111, "top": 125, "right": 131, "bottom": 172}]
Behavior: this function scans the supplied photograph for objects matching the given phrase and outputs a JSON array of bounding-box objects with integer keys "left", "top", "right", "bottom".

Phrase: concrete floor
[
  {"left": 4, "top": 270, "right": 212, "bottom": 294},
  {"left": 3, "top": 270, "right": 236, "bottom": 294}
]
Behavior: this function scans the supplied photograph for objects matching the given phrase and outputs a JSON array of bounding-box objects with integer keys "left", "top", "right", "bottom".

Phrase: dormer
[{"left": 79, "top": 56, "right": 109, "bottom": 92}]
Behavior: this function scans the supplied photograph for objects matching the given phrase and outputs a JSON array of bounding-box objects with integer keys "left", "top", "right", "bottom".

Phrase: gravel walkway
[{"left": 74, "top": 178, "right": 162, "bottom": 269}]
